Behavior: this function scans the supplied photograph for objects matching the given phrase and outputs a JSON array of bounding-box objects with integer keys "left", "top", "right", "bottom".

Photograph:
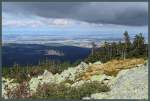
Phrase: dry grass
[{"left": 78, "top": 58, "right": 145, "bottom": 80}]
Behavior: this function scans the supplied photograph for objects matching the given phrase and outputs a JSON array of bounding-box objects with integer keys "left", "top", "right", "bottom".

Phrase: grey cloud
[{"left": 2, "top": 2, "right": 148, "bottom": 26}]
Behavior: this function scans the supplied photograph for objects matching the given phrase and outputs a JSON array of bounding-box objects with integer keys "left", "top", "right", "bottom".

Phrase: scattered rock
[
  {"left": 89, "top": 63, "right": 92, "bottom": 66},
  {"left": 60, "top": 62, "right": 89, "bottom": 81},
  {"left": 71, "top": 80, "right": 86, "bottom": 87},
  {"left": 29, "top": 70, "right": 56, "bottom": 93},
  {"left": 28, "top": 62, "right": 89, "bottom": 93},
  {"left": 93, "top": 61, "right": 102, "bottom": 65},
  {"left": 82, "top": 97, "right": 91, "bottom": 99},
  {"left": 2, "top": 78, "right": 19, "bottom": 99},
  {"left": 3, "top": 60, "right": 148, "bottom": 99},
  {"left": 60, "top": 68, "right": 77, "bottom": 81},
  {"left": 53, "top": 73, "right": 65, "bottom": 84},
  {"left": 29, "top": 77, "right": 40, "bottom": 93},
  {"left": 39, "top": 70, "right": 55, "bottom": 84}
]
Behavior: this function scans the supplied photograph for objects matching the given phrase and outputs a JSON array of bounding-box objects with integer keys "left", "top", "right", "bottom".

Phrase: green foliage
[
  {"left": 133, "top": 33, "right": 145, "bottom": 49},
  {"left": 85, "top": 32, "right": 148, "bottom": 63},
  {"left": 124, "top": 31, "right": 131, "bottom": 51},
  {"left": 2, "top": 65, "right": 31, "bottom": 83},
  {"left": 33, "top": 81, "right": 110, "bottom": 99},
  {"left": 62, "top": 79, "right": 74, "bottom": 85},
  {"left": 2, "top": 60, "right": 76, "bottom": 83}
]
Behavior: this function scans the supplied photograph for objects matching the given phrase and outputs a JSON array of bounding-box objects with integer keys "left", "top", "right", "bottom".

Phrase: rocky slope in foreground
[
  {"left": 90, "top": 63, "right": 148, "bottom": 99},
  {"left": 2, "top": 59, "right": 148, "bottom": 99}
]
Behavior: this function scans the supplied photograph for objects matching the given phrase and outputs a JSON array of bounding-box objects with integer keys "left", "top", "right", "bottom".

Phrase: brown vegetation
[
  {"left": 6, "top": 82, "right": 32, "bottom": 99},
  {"left": 78, "top": 58, "right": 145, "bottom": 80}
]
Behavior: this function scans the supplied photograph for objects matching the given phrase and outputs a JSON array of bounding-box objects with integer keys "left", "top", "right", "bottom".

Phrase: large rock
[
  {"left": 29, "top": 70, "right": 55, "bottom": 93},
  {"left": 29, "top": 77, "right": 40, "bottom": 93},
  {"left": 91, "top": 63, "right": 148, "bottom": 99},
  {"left": 60, "top": 62, "right": 89, "bottom": 81},
  {"left": 39, "top": 70, "right": 55, "bottom": 84}
]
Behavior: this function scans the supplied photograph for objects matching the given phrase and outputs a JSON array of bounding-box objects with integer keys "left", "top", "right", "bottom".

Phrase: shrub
[
  {"left": 6, "top": 82, "right": 32, "bottom": 99},
  {"left": 2, "top": 60, "right": 75, "bottom": 83},
  {"left": 32, "top": 83, "right": 69, "bottom": 99},
  {"left": 62, "top": 79, "right": 74, "bottom": 85},
  {"left": 33, "top": 81, "right": 110, "bottom": 99},
  {"left": 2, "top": 66, "right": 31, "bottom": 83}
]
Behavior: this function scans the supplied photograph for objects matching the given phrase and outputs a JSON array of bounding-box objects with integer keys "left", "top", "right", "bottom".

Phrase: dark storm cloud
[{"left": 2, "top": 2, "right": 148, "bottom": 26}]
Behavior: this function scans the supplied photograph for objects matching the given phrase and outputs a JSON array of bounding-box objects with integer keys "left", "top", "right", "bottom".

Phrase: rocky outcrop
[
  {"left": 29, "top": 70, "right": 54, "bottom": 93},
  {"left": 29, "top": 62, "right": 89, "bottom": 93},
  {"left": 90, "top": 63, "right": 148, "bottom": 99},
  {"left": 2, "top": 59, "right": 148, "bottom": 99},
  {"left": 60, "top": 62, "right": 88, "bottom": 81}
]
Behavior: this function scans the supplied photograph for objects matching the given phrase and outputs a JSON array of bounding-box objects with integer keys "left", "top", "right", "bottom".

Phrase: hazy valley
[{"left": 2, "top": 43, "right": 91, "bottom": 67}]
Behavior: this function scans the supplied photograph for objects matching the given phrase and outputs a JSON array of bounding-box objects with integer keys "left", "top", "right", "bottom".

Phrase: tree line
[{"left": 85, "top": 31, "right": 148, "bottom": 63}]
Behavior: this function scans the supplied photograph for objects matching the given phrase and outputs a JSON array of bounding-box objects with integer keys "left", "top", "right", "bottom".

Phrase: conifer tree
[
  {"left": 91, "top": 42, "right": 97, "bottom": 56},
  {"left": 133, "top": 33, "right": 144, "bottom": 49},
  {"left": 123, "top": 31, "right": 131, "bottom": 59}
]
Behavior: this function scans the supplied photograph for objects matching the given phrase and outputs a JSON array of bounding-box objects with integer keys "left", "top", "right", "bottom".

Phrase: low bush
[
  {"left": 6, "top": 82, "right": 32, "bottom": 99},
  {"left": 2, "top": 60, "right": 76, "bottom": 83},
  {"left": 33, "top": 81, "right": 110, "bottom": 99}
]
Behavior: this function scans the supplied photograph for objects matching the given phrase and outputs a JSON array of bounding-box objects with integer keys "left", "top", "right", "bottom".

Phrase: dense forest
[{"left": 85, "top": 31, "right": 148, "bottom": 63}]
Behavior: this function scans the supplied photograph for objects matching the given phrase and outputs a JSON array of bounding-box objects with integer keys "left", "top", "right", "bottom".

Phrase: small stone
[
  {"left": 82, "top": 97, "right": 91, "bottom": 99},
  {"left": 93, "top": 61, "right": 102, "bottom": 65},
  {"left": 71, "top": 80, "right": 87, "bottom": 87}
]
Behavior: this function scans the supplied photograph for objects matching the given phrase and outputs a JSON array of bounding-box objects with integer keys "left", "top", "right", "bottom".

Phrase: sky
[{"left": 2, "top": 2, "right": 148, "bottom": 45}]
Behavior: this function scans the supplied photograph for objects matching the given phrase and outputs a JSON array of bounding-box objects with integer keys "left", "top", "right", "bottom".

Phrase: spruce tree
[
  {"left": 133, "top": 33, "right": 144, "bottom": 49},
  {"left": 91, "top": 42, "right": 97, "bottom": 56},
  {"left": 123, "top": 31, "right": 131, "bottom": 59}
]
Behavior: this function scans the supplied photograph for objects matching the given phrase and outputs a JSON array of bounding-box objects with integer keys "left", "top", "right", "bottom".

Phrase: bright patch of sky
[{"left": 2, "top": 12, "right": 148, "bottom": 43}]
